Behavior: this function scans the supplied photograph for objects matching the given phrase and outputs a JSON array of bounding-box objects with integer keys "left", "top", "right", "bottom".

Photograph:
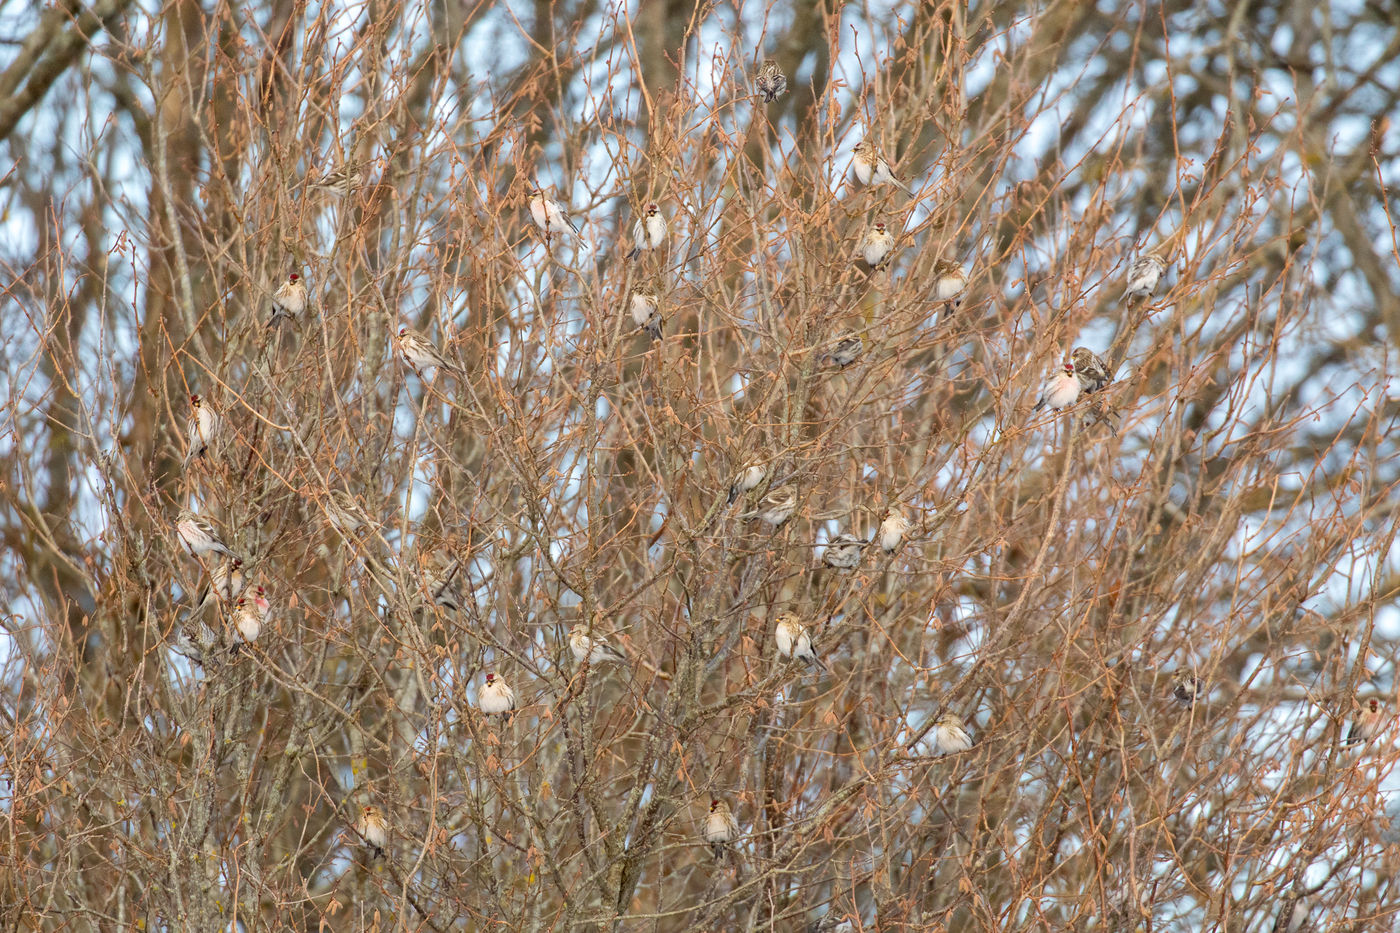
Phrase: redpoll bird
[
  {"left": 851, "top": 140, "right": 910, "bottom": 192},
  {"left": 569, "top": 623, "right": 627, "bottom": 665},
  {"left": 703, "top": 799, "right": 739, "bottom": 858},
  {"left": 1346, "top": 697, "right": 1385, "bottom": 746},
  {"left": 1122, "top": 253, "right": 1167, "bottom": 301},
  {"left": 195, "top": 555, "right": 245, "bottom": 611},
  {"left": 628, "top": 285, "right": 664, "bottom": 341},
  {"left": 354, "top": 804, "right": 388, "bottom": 859},
  {"left": 176, "top": 509, "right": 237, "bottom": 560},
  {"left": 478, "top": 672, "right": 516, "bottom": 715},
  {"left": 1071, "top": 347, "right": 1113, "bottom": 395},
  {"left": 740, "top": 488, "right": 797, "bottom": 526},
  {"left": 824, "top": 332, "right": 864, "bottom": 368},
  {"left": 1172, "top": 673, "right": 1202, "bottom": 708},
  {"left": 878, "top": 508, "right": 910, "bottom": 553},
  {"left": 231, "top": 585, "right": 268, "bottom": 645},
  {"left": 396, "top": 325, "right": 457, "bottom": 378},
  {"left": 933, "top": 259, "right": 968, "bottom": 309},
  {"left": 626, "top": 203, "right": 667, "bottom": 261},
  {"left": 775, "top": 612, "right": 826, "bottom": 671},
  {"left": 529, "top": 189, "right": 581, "bottom": 241},
  {"left": 933, "top": 713, "right": 973, "bottom": 754},
  {"left": 324, "top": 489, "right": 373, "bottom": 535},
  {"left": 1032, "top": 361, "right": 1082, "bottom": 414},
  {"left": 310, "top": 166, "right": 363, "bottom": 193},
  {"left": 184, "top": 394, "right": 222, "bottom": 466},
  {"left": 727, "top": 462, "right": 766, "bottom": 505},
  {"left": 754, "top": 59, "right": 786, "bottom": 103},
  {"left": 858, "top": 222, "right": 895, "bottom": 270},
  {"left": 822, "top": 533, "right": 865, "bottom": 570},
  {"left": 418, "top": 549, "right": 465, "bottom": 613},
  {"left": 270, "top": 272, "right": 308, "bottom": 324}
]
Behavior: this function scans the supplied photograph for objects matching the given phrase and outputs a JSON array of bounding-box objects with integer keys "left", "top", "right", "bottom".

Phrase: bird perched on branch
[
  {"left": 851, "top": 140, "right": 910, "bottom": 192},
  {"left": 627, "top": 284, "right": 664, "bottom": 341},
  {"left": 858, "top": 221, "right": 895, "bottom": 270},
  {"left": 194, "top": 555, "right": 244, "bottom": 613},
  {"left": 396, "top": 325, "right": 459, "bottom": 379},
  {"left": 478, "top": 673, "right": 516, "bottom": 715},
  {"left": 309, "top": 165, "right": 363, "bottom": 194},
  {"left": 176, "top": 509, "right": 237, "bottom": 560},
  {"left": 933, "top": 260, "right": 968, "bottom": 310},
  {"left": 727, "top": 462, "right": 766, "bottom": 505},
  {"left": 569, "top": 623, "right": 627, "bottom": 666},
  {"left": 878, "top": 508, "right": 910, "bottom": 553},
  {"left": 626, "top": 203, "right": 667, "bottom": 260},
  {"left": 354, "top": 805, "right": 388, "bottom": 859},
  {"left": 231, "top": 585, "right": 269, "bottom": 646},
  {"left": 823, "top": 332, "right": 863, "bottom": 368},
  {"left": 1346, "top": 697, "right": 1386, "bottom": 746},
  {"left": 529, "top": 188, "right": 581, "bottom": 242},
  {"left": 184, "top": 394, "right": 222, "bottom": 466},
  {"left": 703, "top": 799, "right": 739, "bottom": 858},
  {"left": 1172, "top": 673, "right": 1203, "bottom": 708},
  {"left": 1032, "top": 361, "right": 1082, "bottom": 414},
  {"left": 775, "top": 612, "right": 827, "bottom": 671},
  {"left": 754, "top": 60, "right": 786, "bottom": 102},
  {"left": 269, "top": 271, "right": 307, "bottom": 326},
  {"left": 1122, "top": 253, "right": 1167, "bottom": 302},
  {"left": 740, "top": 488, "right": 797, "bottom": 527},
  {"left": 1071, "top": 347, "right": 1113, "bottom": 395},
  {"left": 822, "top": 533, "right": 865, "bottom": 570},
  {"left": 933, "top": 713, "right": 974, "bottom": 754}
]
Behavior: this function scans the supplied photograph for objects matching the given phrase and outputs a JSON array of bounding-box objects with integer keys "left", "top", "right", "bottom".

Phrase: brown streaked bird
[
  {"left": 529, "top": 187, "right": 581, "bottom": 241},
  {"left": 195, "top": 555, "right": 245, "bottom": 612},
  {"left": 396, "top": 324, "right": 458, "bottom": 378},
  {"left": 703, "top": 799, "right": 740, "bottom": 858},
  {"left": 176, "top": 509, "right": 237, "bottom": 560},
  {"left": 569, "top": 623, "right": 627, "bottom": 666},
  {"left": 933, "top": 260, "right": 968, "bottom": 309},
  {"left": 627, "top": 284, "right": 663, "bottom": 341},
  {"left": 478, "top": 672, "right": 516, "bottom": 715},
  {"left": 754, "top": 59, "right": 786, "bottom": 102},
  {"left": 878, "top": 508, "right": 910, "bottom": 553},
  {"left": 1122, "top": 253, "right": 1167, "bottom": 302},
  {"left": 933, "top": 713, "right": 973, "bottom": 754},
  {"left": 1072, "top": 347, "right": 1113, "bottom": 395},
  {"left": 740, "top": 488, "right": 797, "bottom": 527},
  {"left": 184, "top": 394, "right": 222, "bottom": 466},
  {"left": 1346, "top": 697, "right": 1386, "bottom": 746},
  {"left": 354, "top": 804, "right": 388, "bottom": 859},
  {"left": 858, "top": 221, "right": 895, "bottom": 270},
  {"left": 821, "top": 533, "right": 865, "bottom": 570},
  {"left": 1172, "top": 673, "right": 1203, "bottom": 708},
  {"left": 851, "top": 140, "right": 910, "bottom": 192},
  {"left": 270, "top": 271, "right": 308, "bottom": 325},
  {"left": 727, "top": 462, "right": 766, "bottom": 505},
  {"left": 775, "top": 612, "right": 827, "bottom": 671},
  {"left": 231, "top": 585, "right": 268, "bottom": 645},
  {"left": 824, "top": 332, "right": 863, "bottom": 368}
]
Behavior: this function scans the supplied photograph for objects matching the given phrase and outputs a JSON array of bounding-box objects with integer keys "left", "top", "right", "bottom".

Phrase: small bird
[
  {"left": 396, "top": 325, "right": 457, "bottom": 378},
  {"left": 626, "top": 203, "right": 667, "bottom": 261},
  {"left": 703, "top": 799, "right": 739, "bottom": 858},
  {"left": 824, "top": 332, "right": 863, "bottom": 368},
  {"left": 851, "top": 140, "right": 910, "bottom": 192},
  {"left": 418, "top": 549, "right": 465, "bottom": 613},
  {"left": 324, "top": 489, "right": 373, "bottom": 535},
  {"left": 858, "top": 221, "right": 895, "bottom": 270},
  {"left": 740, "top": 488, "right": 797, "bottom": 526},
  {"left": 775, "top": 612, "right": 826, "bottom": 671},
  {"left": 1172, "top": 673, "right": 1202, "bottom": 708},
  {"left": 529, "top": 188, "right": 581, "bottom": 241},
  {"left": 194, "top": 555, "right": 245, "bottom": 612},
  {"left": 627, "top": 284, "right": 664, "bottom": 341},
  {"left": 354, "top": 804, "right": 388, "bottom": 859},
  {"left": 933, "top": 260, "right": 968, "bottom": 309},
  {"left": 821, "top": 533, "right": 865, "bottom": 570},
  {"left": 878, "top": 508, "right": 910, "bottom": 553},
  {"left": 176, "top": 509, "right": 237, "bottom": 560},
  {"left": 933, "top": 713, "right": 973, "bottom": 754},
  {"left": 231, "top": 585, "right": 268, "bottom": 645},
  {"left": 1122, "top": 253, "right": 1167, "bottom": 301},
  {"left": 813, "top": 916, "right": 855, "bottom": 933},
  {"left": 1071, "top": 347, "right": 1113, "bottom": 395},
  {"left": 478, "top": 672, "right": 516, "bottom": 715},
  {"left": 1032, "top": 361, "right": 1082, "bottom": 414},
  {"left": 754, "top": 59, "right": 786, "bottom": 103},
  {"left": 309, "top": 165, "right": 364, "bottom": 193},
  {"left": 1346, "top": 697, "right": 1385, "bottom": 746},
  {"left": 270, "top": 272, "right": 308, "bottom": 325},
  {"left": 184, "top": 394, "right": 222, "bottom": 466},
  {"left": 727, "top": 462, "right": 766, "bottom": 505},
  {"left": 569, "top": 623, "right": 627, "bottom": 666}
]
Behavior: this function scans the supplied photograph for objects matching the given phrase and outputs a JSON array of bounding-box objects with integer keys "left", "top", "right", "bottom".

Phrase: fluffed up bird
[
  {"left": 824, "top": 332, "right": 864, "bottom": 368},
  {"left": 1346, "top": 697, "right": 1386, "bottom": 746},
  {"left": 1032, "top": 361, "right": 1082, "bottom": 414},
  {"left": 569, "top": 623, "right": 627, "bottom": 666},
  {"left": 754, "top": 59, "right": 786, "bottom": 102},
  {"left": 727, "top": 462, "right": 766, "bottom": 505},
  {"left": 628, "top": 284, "right": 664, "bottom": 341},
  {"left": 878, "top": 508, "right": 910, "bottom": 553},
  {"left": 1071, "top": 347, "right": 1113, "bottom": 395},
  {"left": 195, "top": 555, "right": 245, "bottom": 612},
  {"left": 775, "top": 612, "right": 826, "bottom": 671},
  {"left": 396, "top": 325, "right": 458, "bottom": 378},
  {"left": 933, "top": 260, "right": 968, "bottom": 309},
  {"left": 858, "top": 222, "right": 895, "bottom": 270},
  {"left": 1122, "top": 253, "right": 1167, "bottom": 302},
  {"left": 703, "top": 799, "right": 739, "bottom": 858},
  {"left": 822, "top": 533, "right": 865, "bottom": 570},
  {"left": 354, "top": 804, "right": 388, "bottom": 859},
  {"left": 933, "top": 713, "right": 974, "bottom": 755},
  {"left": 231, "top": 585, "right": 269, "bottom": 645},
  {"left": 176, "top": 509, "right": 237, "bottom": 560},
  {"left": 626, "top": 203, "right": 667, "bottom": 260},
  {"left": 270, "top": 272, "right": 308, "bottom": 325},
  {"left": 1172, "top": 673, "right": 1203, "bottom": 708},
  {"left": 740, "top": 488, "right": 797, "bottom": 527},
  {"left": 529, "top": 188, "right": 581, "bottom": 241},
  {"left": 851, "top": 140, "right": 910, "bottom": 192},
  {"left": 478, "top": 672, "right": 516, "bottom": 715},
  {"left": 184, "top": 394, "right": 222, "bottom": 466}
]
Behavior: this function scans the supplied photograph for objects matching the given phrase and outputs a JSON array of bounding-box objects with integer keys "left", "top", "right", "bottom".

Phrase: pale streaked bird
[
  {"left": 727, "top": 462, "right": 766, "bottom": 505},
  {"left": 822, "top": 533, "right": 864, "bottom": 570},
  {"left": 270, "top": 271, "right": 307, "bottom": 325},
  {"left": 628, "top": 284, "right": 663, "bottom": 341},
  {"left": 569, "top": 623, "right": 627, "bottom": 666},
  {"left": 1122, "top": 253, "right": 1167, "bottom": 301},
  {"left": 626, "top": 203, "right": 667, "bottom": 261},
  {"left": 1172, "top": 673, "right": 1202, "bottom": 708},
  {"left": 184, "top": 394, "right": 222, "bottom": 466},
  {"left": 231, "top": 585, "right": 268, "bottom": 645},
  {"left": 195, "top": 555, "right": 245, "bottom": 612},
  {"left": 933, "top": 713, "right": 973, "bottom": 755},
  {"left": 396, "top": 324, "right": 458, "bottom": 378},
  {"left": 354, "top": 804, "right": 388, "bottom": 859},
  {"left": 529, "top": 188, "right": 581, "bottom": 241},
  {"left": 740, "top": 488, "right": 797, "bottom": 526},
  {"left": 176, "top": 509, "right": 237, "bottom": 560},
  {"left": 824, "top": 332, "right": 863, "bottom": 368},
  {"left": 478, "top": 672, "right": 516, "bottom": 715},
  {"left": 878, "top": 509, "right": 910, "bottom": 553},
  {"left": 775, "top": 612, "right": 826, "bottom": 671},
  {"left": 1071, "top": 347, "right": 1113, "bottom": 395},
  {"left": 1032, "top": 361, "right": 1081, "bottom": 414},
  {"left": 858, "top": 221, "right": 895, "bottom": 270},
  {"left": 933, "top": 259, "right": 967, "bottom": 309},
  {"left": 703, "top": 799, "right": 739, "bottom": 858},
  {"left": 851, "top": 140, "right": 910, "bottom": 192},
  {"left": 1346, "top": 697, "right": 1385, "bottom": 746}
]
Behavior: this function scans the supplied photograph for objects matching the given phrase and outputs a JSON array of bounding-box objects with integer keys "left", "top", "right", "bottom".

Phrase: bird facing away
[
  {"left": 933, "top": 713, "right": 974, "bottom": 755},
  {"left": 529, "top": 189, "right": 581, "bottom": 241},
  {"left": 703, "top": 799, "right": 739, "bottom": 858},
  {"left": 1032, "top": 361, "right": 1082, "bottom": 414},
  {"left": 354, "top": 805, "right": 388, "bottom": 859},
  {"left": 740, "top": 488, "right": 797, "bottom": 526},
  {"left": 1071, "top": 347, "right": 1113, "bottom": 395},
  {"left": 1346, "top": 697, "right": 1385, "bottom": 746},
  {"left": 396, "top": 325, "right": 457, "bottom": 378},
  {"left": 933, "top": 260, "right": 968, "bottom": 309},
  {"left": 727, "top": 462, "right": 766, "bottom": 505},
  {"left": 824, "top": 332, "right": 864, "bottom": 368},
  {"left": 628, "top": 285, "right": 664, "bottom": 341},
  {"left": 1122, "top": 253, "right": 1167, "bottom": 301},
  {"left": 822, "top": 533, "right": 865, "bottom": 570},
  {"left": 176, "top": 509, "right": 237, "bottom": 560},
  {"left": 754, "top": 59, "right": 786, "bottom": 102},
  {"left": 859, "top": 222, "right": 896, "bottom": 270},
  {"left": 270, "top": 272, "right": 307, "bottom": 325},
  {"left": 775, "top": 612, "right": 827, "bottom": 671},
  {"left": 569, "top": 623, "right": 627, "bottom": 666},
  {"left": 184, "top": 394, "right": 222, "bottom": 466},
  {"left": 626, "top": 203, "right": 667, "bottom": 260},
  {"left": 878, "top": 509, "right": 910, "bottom": 553},
  {"left": 478, "top": 672, "right": 516, "bottom": 715},
  {"left": 851, "top": 140, "right": 910, "bottom": 192}
]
